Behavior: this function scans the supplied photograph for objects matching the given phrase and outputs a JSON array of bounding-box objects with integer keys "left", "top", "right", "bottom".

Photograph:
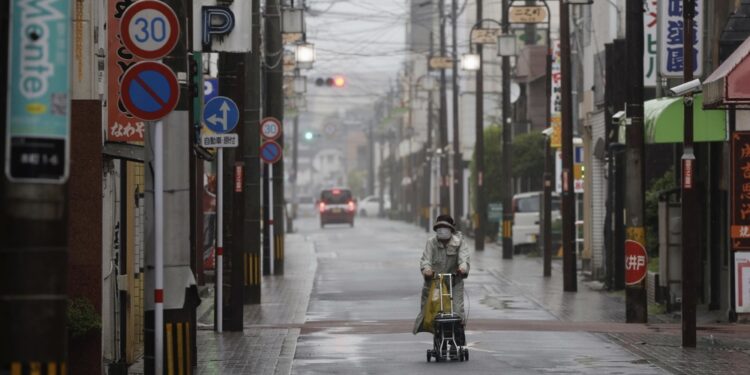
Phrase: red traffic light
[{"left": 315, "top": 76, "right": 346, "bottom": 88}]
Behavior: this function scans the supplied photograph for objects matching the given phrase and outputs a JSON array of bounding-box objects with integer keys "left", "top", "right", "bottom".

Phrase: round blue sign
[
  {"left": 120, "top": 61, "right": 179, "bottom": 121},
  {"left": 260, "top": 141, "right": 282, "bottom": 164},
  {"left": 203, "top": 96, "right": 239, "bottom": 134}
]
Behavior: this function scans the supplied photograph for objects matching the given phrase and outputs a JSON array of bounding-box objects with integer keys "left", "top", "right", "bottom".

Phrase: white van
[{"left": 512, "top": 191, "right": 560, "bottom": 253}]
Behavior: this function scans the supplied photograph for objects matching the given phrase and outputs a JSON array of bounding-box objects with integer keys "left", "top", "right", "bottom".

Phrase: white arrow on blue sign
[{"left": 203, "top": 96, "right": 239, "bottom": 134}]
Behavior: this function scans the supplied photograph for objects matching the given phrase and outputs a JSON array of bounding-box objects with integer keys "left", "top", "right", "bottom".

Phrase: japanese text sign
[
  {"left": 658, "top": 0, "right": 703, "bottom": 77},
  {"left": 108, "top": 0, "right": 145, "bottom": 142},
  {"left": 625, "top": 240, "right": 648, "bottom": 286},
  {"left": 731, "top": 132, "right": 750, "bottom": 251},
  {"left": 644, "top": 0, "right": 658, "bottom": 87},
  {"left": 5, "top": 0, "right": 71, "bottom": 183}
]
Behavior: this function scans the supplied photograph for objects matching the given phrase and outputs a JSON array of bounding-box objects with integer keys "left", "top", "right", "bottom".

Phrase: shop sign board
[{"left": 5, "top": 0, "right": 71, "bottom": 183}]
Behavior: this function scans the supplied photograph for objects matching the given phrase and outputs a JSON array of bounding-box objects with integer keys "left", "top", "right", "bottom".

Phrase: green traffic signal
[{"left": 304, "top": 131, "right": 314, "bottom": 140}]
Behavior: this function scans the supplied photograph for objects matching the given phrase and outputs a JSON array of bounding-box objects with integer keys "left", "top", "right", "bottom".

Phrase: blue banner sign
[{"left": 5, "top": 0, "right": 71, "bottom": 183}]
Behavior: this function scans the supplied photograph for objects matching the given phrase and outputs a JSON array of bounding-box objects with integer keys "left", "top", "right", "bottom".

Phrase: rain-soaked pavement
[{"left": 290, "top": 217, "right": 667, "bottom": 374}]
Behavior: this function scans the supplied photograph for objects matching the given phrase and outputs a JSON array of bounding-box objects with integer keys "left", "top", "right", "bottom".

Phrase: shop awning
[
  {"left": 643, "top": 94, "right": 726, "bottom": 144},
  {"left": 703, "top": 36, "right": 750, "bottom": 108}
]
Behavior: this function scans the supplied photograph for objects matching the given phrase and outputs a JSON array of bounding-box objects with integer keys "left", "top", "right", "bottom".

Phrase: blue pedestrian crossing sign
[{"left": 203, "top": 96, "right": 239, "bottom": 134}]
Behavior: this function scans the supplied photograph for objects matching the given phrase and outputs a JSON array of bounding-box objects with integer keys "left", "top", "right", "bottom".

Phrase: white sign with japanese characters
[
  {"left": 201, "top": 134, "right": 239, "bottom": 148},
  {"left": 658, "top": 0, "right": 703, "bottom": 77}
]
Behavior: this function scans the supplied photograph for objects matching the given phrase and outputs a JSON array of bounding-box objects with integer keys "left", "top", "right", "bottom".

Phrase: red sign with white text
[
  {"left": 625, "top": 240, "right": 648, "bottom": 286},
  {"left": 731, "top": 132, "right": 750, "bottom": 251},
  {"left": 108, "top": 0, "right": 145, "bottom": 142}
]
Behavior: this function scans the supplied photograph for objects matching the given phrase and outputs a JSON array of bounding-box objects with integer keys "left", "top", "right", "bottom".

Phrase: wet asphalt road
[{"left": 290, "top": 217, "right": 666, "bottom": 374}]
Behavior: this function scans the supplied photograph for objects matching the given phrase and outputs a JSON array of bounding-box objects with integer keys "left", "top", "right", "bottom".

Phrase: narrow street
[{"left": 289, "top": 217, "right": 665, "bottom": 374}]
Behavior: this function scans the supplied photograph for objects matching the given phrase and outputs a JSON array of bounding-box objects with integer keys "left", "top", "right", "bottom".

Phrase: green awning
[{"left": 643, "top": 94, "right": 727, "bottom": 144}]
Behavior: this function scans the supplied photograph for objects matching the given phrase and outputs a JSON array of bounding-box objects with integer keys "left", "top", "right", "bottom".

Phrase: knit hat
[{"left": 433, "top": 214, "right": 456, "bottom": 232}]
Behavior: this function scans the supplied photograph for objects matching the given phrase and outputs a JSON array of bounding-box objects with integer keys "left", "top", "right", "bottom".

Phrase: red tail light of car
[
  {"left": 319, "top": 202, "right": 326, "bottom": 213},
  {"left": 347, "top": 201, "right": 355, "bottom": 212}
]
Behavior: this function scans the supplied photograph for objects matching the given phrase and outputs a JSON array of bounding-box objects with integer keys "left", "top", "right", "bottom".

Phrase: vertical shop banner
[
  {"left": 5, "top": 0, "right": 71, "bottom": 183},
  {"left": 549, "top": 39, "right": 561, "bottom": 148},
  {"left": 658, "top": 0, "right": 703, "bottom": 77},
  {"left": 731, "top": 132, "right": 750, "bottom": 251},
  {"left": 644, "top": 0, "right": 658, "bottom": 87},
  {"left": 107, "top": 0, "right": 144, "bottom": 142}
]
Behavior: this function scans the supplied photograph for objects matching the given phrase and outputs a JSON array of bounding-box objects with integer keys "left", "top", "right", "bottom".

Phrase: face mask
[{"left": 436, "top": 227, "right": 452, "bottom": 240}]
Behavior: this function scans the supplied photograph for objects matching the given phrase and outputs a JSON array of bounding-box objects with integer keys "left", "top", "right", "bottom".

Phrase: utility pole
[
  {"left": 0, "top": 0, "right": 69, "bottom": 371},
  {"left": 501, "top": 0, "right": 513, "bottom": 259},
  {"left": 624, "top": 0, "right": 647, "bottom": 323},
  {"left": 560, "top": 1, "right": 576, "bottom": 291},
  {"left": 474, "top": 0, "right": 486, "bottom": 250},
  {"left": 451, "top": 0, "right": 463, "bottom": 222},
  {"left": 542, "top": 0, "right": 553, "bottom": 277},
  {"left": 368, "top": 119, "right": 375, "bottom": 196},
  {"left": 291, "top": 69, "right": 301, "bottom": 223},
  {"left": 243, "top": 0, "right": 262, "bottom": 303},
  {"left": 265, "top": 0, "right": 285, "bottom": 275},
  {"left": 681, "top": 0, "right": 697, "bottom": 348},
  {"left": 439, "top": 0, "right": 450, "bottom": 214}
]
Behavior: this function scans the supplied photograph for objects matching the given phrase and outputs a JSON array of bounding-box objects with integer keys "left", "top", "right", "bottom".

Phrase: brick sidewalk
[
  {"left": 194, "top": 233, "right": 316, "bottom": 375},
  {"left": 478, "top": 241, "right": 750, "bottom": 375}
]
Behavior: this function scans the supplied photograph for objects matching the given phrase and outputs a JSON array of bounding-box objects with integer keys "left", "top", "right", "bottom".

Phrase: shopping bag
[{"left": 421, "top": 277, "right": 451, "bottom": 333}]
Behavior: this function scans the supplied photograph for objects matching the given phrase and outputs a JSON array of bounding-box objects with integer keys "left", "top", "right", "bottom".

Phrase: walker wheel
[
  {"left": 426, "top": 350, "right": 431, "bottom": 362},
  {"left": 464, "top": 348, "right": 469, "bottom": 361}
]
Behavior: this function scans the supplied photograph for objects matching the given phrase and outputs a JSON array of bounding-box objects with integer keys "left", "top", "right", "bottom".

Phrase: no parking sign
[{"left": 120, "top": 62, "right": 180, "bottom": 121}]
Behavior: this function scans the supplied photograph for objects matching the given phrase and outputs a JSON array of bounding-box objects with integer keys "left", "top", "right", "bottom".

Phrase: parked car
[
  {"left": 357, "top": 195, "right": 391, "bottom": 217},
  {"left": 512, "top": 191, "right": 560, "bottom": 253},
  {"left": 319, "top": 188, "right": 356, "bottom": 228}
]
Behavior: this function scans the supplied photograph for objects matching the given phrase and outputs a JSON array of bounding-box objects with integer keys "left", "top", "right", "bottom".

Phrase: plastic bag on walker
[{"left": 421, "top": 277, "right": 451, "bottom": 333}]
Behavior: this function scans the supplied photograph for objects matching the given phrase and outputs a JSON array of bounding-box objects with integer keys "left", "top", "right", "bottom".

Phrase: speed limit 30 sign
[
  {"left": 260, "top": 117, "right": 282, "bottom": 141},
  {"left": 121, "top": 1, "right": 180, "bottom": 60}
]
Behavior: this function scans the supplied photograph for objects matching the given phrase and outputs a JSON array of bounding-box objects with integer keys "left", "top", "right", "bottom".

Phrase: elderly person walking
[{"left": 413, "top": 214, "right": 470, "bottom": 335}]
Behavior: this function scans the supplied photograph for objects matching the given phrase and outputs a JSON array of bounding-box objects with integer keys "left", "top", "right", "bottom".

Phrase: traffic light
[
  {"left": 304, "top": 131, "right": 314, "bottom": 140},
  {"left": 315, "top": 75, "right": 346, "bottom": 88}
]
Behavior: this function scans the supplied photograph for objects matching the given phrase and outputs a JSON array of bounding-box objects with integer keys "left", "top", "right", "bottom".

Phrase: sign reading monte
[{"left": 6, "top": 0, "right": 71, "bottom": 183}]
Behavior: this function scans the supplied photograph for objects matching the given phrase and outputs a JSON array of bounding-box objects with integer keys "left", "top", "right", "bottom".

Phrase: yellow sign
[
  {"left": 549, "top": 118, "right": 561, "bottom": 148},
  {"left": 429, "top": 56, "right": 454, "bottom": 70},
  {"left": 471, "top": 28, "right": 500, "bottom": 44},
  {"left": 509, "top": 6, "right": 548, "bottom": 24}
]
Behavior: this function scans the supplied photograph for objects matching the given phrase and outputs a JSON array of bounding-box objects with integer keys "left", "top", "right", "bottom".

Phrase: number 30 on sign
[{"left": 121, "top": 1, "right": 180, "bottom": 60}]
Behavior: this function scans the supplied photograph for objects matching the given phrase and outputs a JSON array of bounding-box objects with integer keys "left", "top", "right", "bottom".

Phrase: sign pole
[
  {"left": 269, "top": 163, "right": 275, "bottom": 275},
  {"left": 154, "top": 121, "right": 164, "bottom": 375},
  {"left": 216, "top": 147, "right": 224, "bottom": 333}
]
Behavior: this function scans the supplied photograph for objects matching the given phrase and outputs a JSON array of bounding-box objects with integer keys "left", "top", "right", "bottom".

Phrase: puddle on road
[{"left": 480, "top": 295, "right": 538, "bottom": 311}]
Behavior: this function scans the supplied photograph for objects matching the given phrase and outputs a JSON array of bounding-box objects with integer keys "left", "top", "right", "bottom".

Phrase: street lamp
[
  {"left": 497, "top": 34, "right": 518, "bottom": 57},
  {"left": 295, "top": 42, "right": 315, "bottom": 70},
  {"left": 460, "top": 53, "right": 481, "bottom": 71},
  {"left": 467, "top": 15, "right": 503, "bottom": 251}
]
